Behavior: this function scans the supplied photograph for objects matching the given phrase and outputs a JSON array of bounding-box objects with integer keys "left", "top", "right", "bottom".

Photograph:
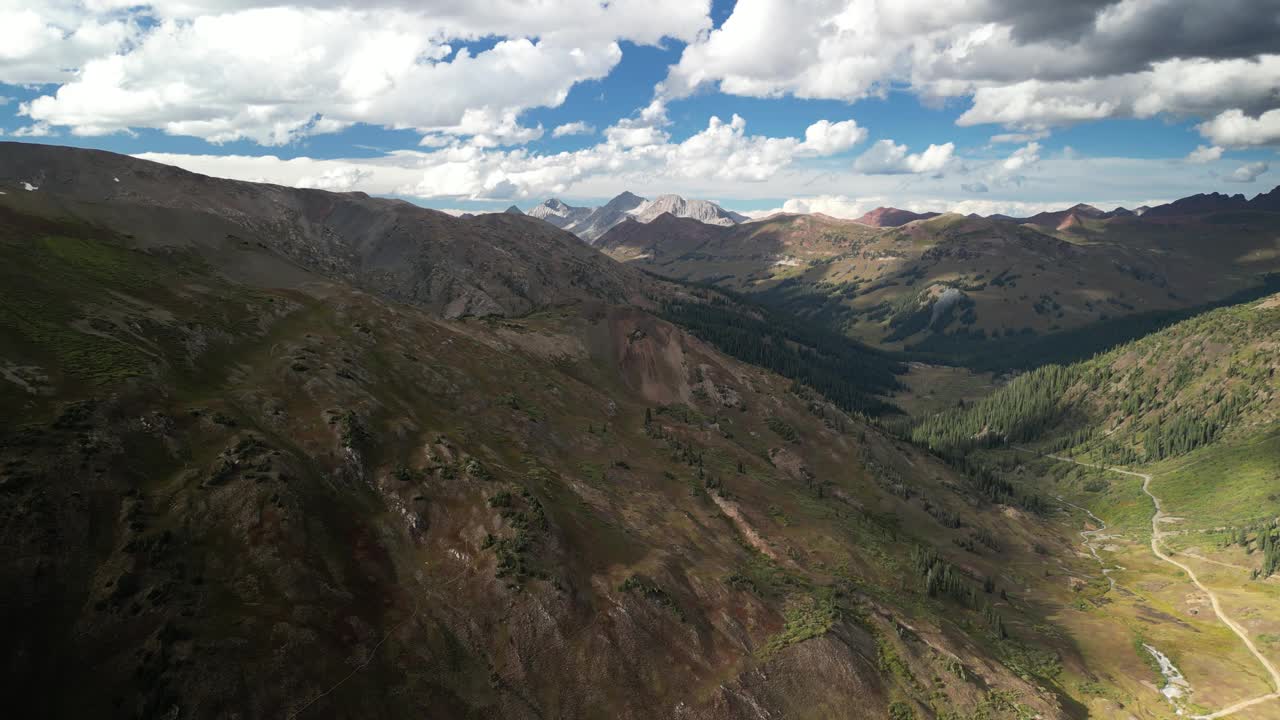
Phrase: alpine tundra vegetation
[{"left": 3, "top": 1, "right": 1280, "bottom": 718}]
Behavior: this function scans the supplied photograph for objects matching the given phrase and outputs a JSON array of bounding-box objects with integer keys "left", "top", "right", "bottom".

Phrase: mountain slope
[
  {"left": 904, "top": 294, "right": 1280, "bottom": 717},
  {"left": 0, "top": 143, "right": 1095, "bottom": 719},
  {"left": 527, "top": 198, "right": 591, "bottom": 229},
  {"left": 854, "top": 207, "right": 939, "bottom": 227},
  {"left": 0, "top": 142, "right": 656, "bottom": 319},
  {"left": 526, "top": 192, "right": 746, "bottom": 242},
  {"left": 911, "top": 293, "right": 1280, "bottom": 465},
  {"left": 631, "top": 194, "right": 748, "bottom": 226},
  {"left": 596, "top": 195, "right": 1280, "bottom": 368}
]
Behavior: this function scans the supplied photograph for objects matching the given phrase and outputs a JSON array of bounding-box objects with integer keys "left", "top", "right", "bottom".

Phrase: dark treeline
[
  {"left": 661, "top": 291, "right": 906, "bottom": 416},
  {"left": 955, "top": 456, "right": 1049, "bottom": 514},
  {"left": 910, "top": 292, "right": 1276, "bottom": 463},
  {"left": 1265, "top": 529, "right": 1280, "bottom": 579},
  {"left": 1225, "top": 521, "right": 1280, "bottom": 580},
  {"left": 912, "top": 546, "right": 1006, "bottom": 638},
  {"left": 909, "top": 364, "right": 1080, "bottom": 456}
]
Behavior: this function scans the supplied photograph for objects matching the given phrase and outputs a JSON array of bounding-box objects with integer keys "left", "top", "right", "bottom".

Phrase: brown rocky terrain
[{"left": 0, "top": 143, "right": 1094, "bottom": 719}]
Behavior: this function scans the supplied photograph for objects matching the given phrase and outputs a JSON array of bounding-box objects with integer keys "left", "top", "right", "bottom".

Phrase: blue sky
[{"left": 3, "top": 1, "right": 1278, "bottom": 217}]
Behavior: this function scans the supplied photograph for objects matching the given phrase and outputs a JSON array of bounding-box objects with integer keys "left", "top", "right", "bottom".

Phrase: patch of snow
[
  {"left": 773, "top": 256, "right": 801, "bottom": 267},
  {"left": 21, "top": 182, "right": 38, "bottom": 191},
  {"left": 113, "top": 177, "right": 120, "bottom": 182}
]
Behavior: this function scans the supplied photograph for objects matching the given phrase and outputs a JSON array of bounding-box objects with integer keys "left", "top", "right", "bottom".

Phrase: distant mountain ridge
[
  {"left": 526, "top": 183, "right": 1280, "bottom": 243},
  {"left": 524, "top": 191, "right": 746, "bottom": 242},
  {"left": 631, "top": 194, "right": 748, "bottom": 226},
  {"left": 593, "top": 181, "right": 1280, "bottom": 360},
  {"left": 854, "top": 207, "right": 939, "bottom": 227}
]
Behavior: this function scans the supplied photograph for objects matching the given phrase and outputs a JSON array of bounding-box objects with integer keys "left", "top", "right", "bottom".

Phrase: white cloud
[
  {"left": 667, "top": 114, "right": 800, "bottom": 182},
  {"left": 741, "top": 194, "right": 1109, "bottom": 221},
  {"left": 781, "top": 195, "right": 878, "bottom": 218},
  {"left": 12, "top": 122, "right": 56, "bottom": 137},
  {"left": 603, "top": 99, "right": 672, "bottom": 148},
  {"left": 990, "top": 130, "right": 1048, "bottom": 144},
  {"left": 1185, "top": 144, "right": 1224, "bottom": 163},
  {"left": 1197, "top": 109, "right": 1280, "bottom": 148},
  {"left": 740, "top": 195, "right": 881, "bottom": 220},
  {"left": 295, "top": 166, "right": 372, "bottom": 191},
  {"left": 797, "top": 119, "right": 867, "bottom": 155},
  {"left": 132, "top": 121, "right": 1266, "bottom": 215},
  {"left": 12, "top": 1, "right": 711, "bottom": 145},
  {"left": 134, "top": 109, "right": 867, "bottom": 200},
  {"left": 552, "top": 121, "right": 595, "bottom": 138},
  {"left": 854, "top": 139, "right": 954, "bottom": 175},
  {"left": 961, "top": 181, "right": 989, "bottom": 193},
  {"left": 1001, "top": 141, "right": 1041, "bottom": 172},
  {"left": 956, "top": 56, "right": 1280, "bottom": 130},
  {"left": 421, "top": 108, "right": 544, "bottom": 148},
  {"left": 1225, "top": 161, "right": 1269, "bottom": 183},
  {"left": 0, "top": 4, "right": 138, "bottom": 85},
  {"left": 661, "top": 0, "right": 1280, "bottom": 132}
]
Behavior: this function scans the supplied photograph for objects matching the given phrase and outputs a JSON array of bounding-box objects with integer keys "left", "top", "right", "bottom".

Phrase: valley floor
[{"left": 993, "top": 437, "right": 1280, "bottom": 719}]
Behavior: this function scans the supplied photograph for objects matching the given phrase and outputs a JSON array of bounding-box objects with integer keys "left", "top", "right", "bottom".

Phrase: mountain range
[
  {"left": 3, "top": 141, "right": 1279, "bottom": 720},
  {"left": 520, "top": 184, "right": 1280, "bottom": 256},
  {"left": 593, "top": 184, "right": 1280, "bottom": 367},
  {"left": 524, "top": 192, "right": 747, "bottom": 242}
]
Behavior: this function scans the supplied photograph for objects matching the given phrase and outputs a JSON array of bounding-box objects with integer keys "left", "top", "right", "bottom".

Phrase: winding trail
[{"left": 1021, "top": 450, "right": 1280, "bottom": 719}]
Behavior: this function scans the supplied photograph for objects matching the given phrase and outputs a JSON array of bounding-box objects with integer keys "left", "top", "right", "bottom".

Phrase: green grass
[
  {"left": 1149, "top": 428, "right": 1280, "bottom": 530},
  {"left": 761, "top": 593, "right": 837, "bottom": 656},
  {"left": 0, "top": 235, "right": 166, "bottom": 386}
]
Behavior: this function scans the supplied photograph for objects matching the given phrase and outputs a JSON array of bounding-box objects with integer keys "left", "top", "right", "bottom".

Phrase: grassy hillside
[
  {"left": 903, "top": 294, "right": 1280, "bottom": 718},
  {"left": 0, "top": 192, "right": 1095, "bottom": 718},
  {"left": 599, "top": 208, "right": 1280, "bottom": 371},
  {"left": 910, "top": 293, "right": 1280, "bottom": 464},
  {"left": 659, "top": 285, "right": 907, "bottom": 416},
  {"left": 10, "top": 144, "right": 1280, "bottom": 719}
]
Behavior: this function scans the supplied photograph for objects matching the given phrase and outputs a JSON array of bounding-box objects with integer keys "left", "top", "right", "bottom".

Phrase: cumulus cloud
[
  {"left": 797, "top": 119, "right": 867, "bottom": 155},
  {"left": 775, "top": 195, "right": 880, "bottom": 219},
  {"left": 295, "top": 166, "right": 373, "bottom": 191},
  {"left": 0, "top": 4, "right": 138, "bottom": 85},
  {"left": 552, "top": 121, "right": 595, "bottom": 138},
  {"left": 1001, "top": 142, "right": 1041, "bottom": 172},
  {"left": 660, "top": 0, "right": 1280, "bottom": 133},
  {"left": 133, "top": 109, "right": 869, "bottom": 201},
  {"left": 420, "top": 108, "right": 544, "bottom": 148},
  {"left": 741, "top": 195, "right": 895, "bottom": 220},
  {"left": 1197, "top": 109, "right": 1280, "bottom": 147},
  {"left": 741, "top": 194, "right": 1108, "bottom": 221},
  {"left": 603, "top": 99, "right": 672, "bottom": 148},
  {"left": 11, "top": 122, "right": 56, "bottom": 137},
  {"left": 1185, "top": 144, "right": 1224, "bottom": 163},
  {"left": 956, "top": 56, "right": 1280, "bottom": 130},
  {"left": 1225, "top": 161, "right": 1269, "bottom": 183},
  {"left": 854, "top": 139, "right": 954, "bottom": 175},
  {"left": 11, "top": 0, "right": 711, "bottom": 145},
  {"left": 136, "top": 145, "right": 1247, "bottom": 222},
  {"left": 961, "top": 182, "right": 989, "bottom": 193}
]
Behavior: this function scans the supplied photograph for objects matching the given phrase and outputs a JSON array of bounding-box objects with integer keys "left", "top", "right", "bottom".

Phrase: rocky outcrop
[{"left": 630, "top": 194, "right": 747, "bottom": 226}]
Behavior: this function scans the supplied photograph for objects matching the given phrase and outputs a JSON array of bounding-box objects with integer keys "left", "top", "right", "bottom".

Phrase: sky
[{"left": 2, "top": 0, "right": 1279, "bottom": 218}]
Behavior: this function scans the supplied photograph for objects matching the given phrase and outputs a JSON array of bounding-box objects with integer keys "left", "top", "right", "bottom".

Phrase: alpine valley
[{"left": 3, "top": 141, "right": 1280, "bottom": 720}]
